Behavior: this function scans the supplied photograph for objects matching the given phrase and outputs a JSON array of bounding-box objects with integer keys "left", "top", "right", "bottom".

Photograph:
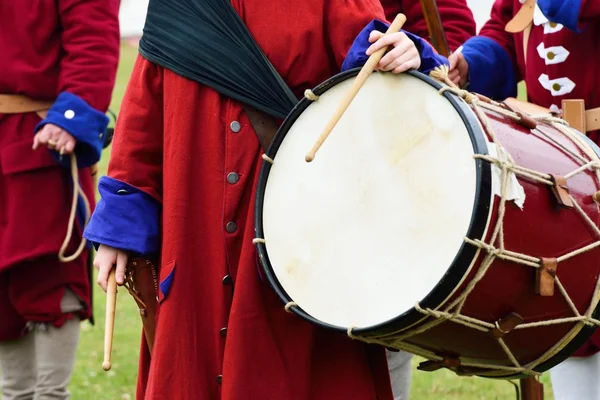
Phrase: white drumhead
[{"left": 262, "top": 72, "right": 479, "bottom": 329}]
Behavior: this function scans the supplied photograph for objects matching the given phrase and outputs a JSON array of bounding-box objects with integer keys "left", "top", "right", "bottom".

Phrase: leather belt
[{"left": 0, "top": 94, "right": 52, "bottom": 117}]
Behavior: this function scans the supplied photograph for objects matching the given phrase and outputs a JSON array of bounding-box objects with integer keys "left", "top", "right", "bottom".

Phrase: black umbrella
[{"left": 139, "top": 0, "right": 298, "bottom": 119}]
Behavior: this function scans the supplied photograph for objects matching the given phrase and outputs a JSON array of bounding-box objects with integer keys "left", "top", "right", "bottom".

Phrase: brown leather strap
[
  {"left": 242, "top": 104, "right": 279, "bottom": 152},
  {"left": 563, "top": 99, "right": 587, "bottom": 133},
  {"left": 417, "top": 355, "right": 461, "bottom": 372},
  {"left": 536, "top": 257, "right": 558, "bottom": 296},
  {"left": 490, "top": 312, "right": 524, "bottom": 339},
  {"left": 549, "top": 174, "right": 574, "bottom": 209},
  {"left": 124, "top": 258, "right": 159, "bottom": 355},
  {"left": 505, "top": 0, "right": 536, "bottom": 33},
  {"left": 0, "top": 94, "right": 52, "bottom": 115}
]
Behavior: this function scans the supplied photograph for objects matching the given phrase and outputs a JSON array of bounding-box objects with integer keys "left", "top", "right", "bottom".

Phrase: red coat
[
  {"left": 381, "top": 0, "right": 477, "bottom": 51},
  {"left": 0, "top": 0, "right": 119, "bottom": 340},
  {"left": 104, "top": 1, "right": 395, "bottom": 399},
  {"left": 462, "top": 0, "right": 600, "bottom": 357}
]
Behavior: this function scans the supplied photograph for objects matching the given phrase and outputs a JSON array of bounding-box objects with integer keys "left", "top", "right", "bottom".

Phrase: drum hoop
[{"left": 254, "top": 68, "right": 492, "bottom": 332}]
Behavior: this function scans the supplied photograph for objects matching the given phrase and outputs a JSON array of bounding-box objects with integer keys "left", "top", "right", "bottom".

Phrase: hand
[
  {"left": 94, "top": 244, "right": 129, "bottom": 292},
  {"left": 448, "top": 51, "right": 469, "bottom": 88},
  {"left": 366, "top": 30, "right": 421, "bottom": 74},
  {"left": 32, "top": 123, "right": 76, "bottom": 155}
]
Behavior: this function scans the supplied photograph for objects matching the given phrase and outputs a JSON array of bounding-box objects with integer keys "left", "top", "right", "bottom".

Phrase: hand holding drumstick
[
  {"left": 94, "top": 245, "right": 129, "bottom": 371},
  {"left": 305, "top": 14, "right": 418, "bottom": 162}
]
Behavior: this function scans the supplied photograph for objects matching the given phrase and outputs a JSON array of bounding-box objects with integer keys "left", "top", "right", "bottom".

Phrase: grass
[{"left": 70, "top": 44, "right": 550, "bottom": 399}]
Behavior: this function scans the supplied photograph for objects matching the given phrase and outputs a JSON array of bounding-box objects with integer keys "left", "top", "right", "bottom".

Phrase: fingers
[
  {"left": 378, "top": 40, "right": 416, "bottom": 72},
  {"left": 368, "top": 30, "right": 384, "bottom": 44},
  {"left": 32, "top": 125, "right": 53, "bottom": 150},
  {"left": 366, "top": 31, "right": 404, "bottom": 56},
  {"left": 95, "top": 245, "right": 118, "bottom": 292},
  {"left": 63, "top": 137, "right": 76, "bottom": 154},
  {"left": 55, "top": 132, "right": 69, "bottom": 154},
  {"left": 115, "top": 251, "right": 128, "bottom": 285}
]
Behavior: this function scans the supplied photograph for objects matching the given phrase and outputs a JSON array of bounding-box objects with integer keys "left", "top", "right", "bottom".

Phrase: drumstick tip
[
  {"left": 102, "top": 361, "right": 112, "bottom": 371},
  {"left": 305, "top": 153, "right": 314, "bottom": 163}
]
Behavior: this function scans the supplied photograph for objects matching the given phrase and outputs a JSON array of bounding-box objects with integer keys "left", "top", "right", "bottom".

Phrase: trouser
[
  {"left": 0, "top": 290, "right": 82, "bottom": 400},
  {"left": 550, "top": 353, "right": 600, "bottom": 400},
  {"left": 387, "top": 350, "right": 413, "bottom": 400}
]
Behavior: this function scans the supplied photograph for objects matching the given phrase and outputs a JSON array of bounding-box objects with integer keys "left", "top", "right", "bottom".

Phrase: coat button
[
  {"left": 64, "top": 110, "right": 75, "bottom": 119},
  {"left": 552, "top": 83, "right": 561, "bottom": 91},
  {"left": 117, "top": 189, "right": 128, "bottom": 195},
  {"left": 216, "top": 375, "right": 223, "bottom": 385},
  {"left": 222, "top": 275, "right": 232, "bottom": 285},
  {"left": 219, "top": 327, "right": 227, "bottom": 337},
  {"left": 227, "top": 172, "right": 239, "bottom": 184},
  {"left": 230, "top": 121, "right": 241, "bottom": 133},
  {"left": 226, "top": 221, "right": 237, "bottom": 233},
  {"left": 547, "top": 51, "right": 555, "bottom": 60}
]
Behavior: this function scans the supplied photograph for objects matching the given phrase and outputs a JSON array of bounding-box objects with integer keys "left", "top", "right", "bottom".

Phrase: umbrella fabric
[{"left": 138, "top": 0, "right": 298, "bottom": 119}]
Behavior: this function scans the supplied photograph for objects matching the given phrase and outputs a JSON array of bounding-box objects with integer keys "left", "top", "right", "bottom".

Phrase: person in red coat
[
  {"left": 448, "top": 0, "right": 600, "bottom": 398},
  {"left": 381, "top": 0, "right": 477, "bottom": 52},
  {"left": 84, "top": 1, "right": 449, "bottom": 398},
  {"left": 0, "top": 1, "right": 119, "bottom": 398}
]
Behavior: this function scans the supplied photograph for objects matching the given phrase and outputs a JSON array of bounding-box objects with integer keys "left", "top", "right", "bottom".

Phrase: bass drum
[{"left": 254, "top": 69, "right": 600, "bottom": 379}]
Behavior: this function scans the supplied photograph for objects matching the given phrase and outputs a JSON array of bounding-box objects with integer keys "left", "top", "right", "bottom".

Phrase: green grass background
[{"left": 70, "top": 44, "right": 548, "bottom": 399}]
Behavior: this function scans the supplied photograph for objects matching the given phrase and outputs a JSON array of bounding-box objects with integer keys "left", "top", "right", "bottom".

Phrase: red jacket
[
  {"left": 86, "top": 0, "right": 399, "bottom": 398},
  {"left": 381, "top": 0, "right": 477, "bottom": 51}
]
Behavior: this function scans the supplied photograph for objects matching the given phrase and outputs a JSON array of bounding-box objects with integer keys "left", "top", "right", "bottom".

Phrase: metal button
[
  {"left": 227, "top": 172, "right": 239, "bottom": 184},
  {"left": 222, "top": 275, "right": 232, "bottom": 285},
  {"left": 547, "top": 52, "right": 555, "bottom": 60},
  {"left": 549, "top": 22, "right": 558, "bottom": 28},
  {"left": 64, "top": 110, "right": 75, "bottom": 119},
  {"left": 225, "top": 221, "right": 237, "bottom": 233},
  {"left": 219, "top": 327, "right": 227, "bottom": 337},
  {"left": 552, "top": 83, "right": 561, "bottom": 91},
  {"left": 216, "top": 375, "right": 223, "bottom": 385},
  {"left": 230, "top": 121, "right": 241, "bottom": 133}
]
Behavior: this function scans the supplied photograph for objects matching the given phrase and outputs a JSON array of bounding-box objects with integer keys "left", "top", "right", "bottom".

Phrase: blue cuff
[
  {"left": 341, "top": 19, "right": 448, "bottom": 75},
  {"left": 462, "top": 36, "right": 518, "bottom": 100},
  {"left": 538, "top": 0, "right": 581, "bottom": 32},
  {"left": 83, "top": 177, "right": 161, "bottom": 255},
  {"left": 35, "top": 92, "right": 109, "bottom": 168}
]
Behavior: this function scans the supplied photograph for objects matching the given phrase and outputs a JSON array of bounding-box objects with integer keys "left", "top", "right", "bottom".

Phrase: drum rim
[
  {"left": 255, "top": 68, "right": 491, "bottom": 329},
  {"left": 254, "top": 69, "right": 600, "bottom": 376}
]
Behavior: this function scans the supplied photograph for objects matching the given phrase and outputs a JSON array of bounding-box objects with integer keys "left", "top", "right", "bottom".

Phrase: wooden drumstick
[
  {"left": 305, "top": 13, "right": 407, "bottom": 163},
  {"left": 102, "top": 268, "right": 117, "bottom": 371}
]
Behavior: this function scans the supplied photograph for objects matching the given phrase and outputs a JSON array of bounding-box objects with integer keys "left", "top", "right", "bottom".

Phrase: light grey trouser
[
  {"left": 387, "top": 350, "right": 413, "bottom": 400},
  {"left": 550, "top": 353, "right": 600, "bottom": 400},
  {"left": 0, "top": 289, "right": 82, "bottom": 400}
]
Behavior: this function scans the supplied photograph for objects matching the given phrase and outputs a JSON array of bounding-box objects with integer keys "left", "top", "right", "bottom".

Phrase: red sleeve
[
  {"left": 324, "top": 0, "right": 387, "bottom": 69},
  {"left": 57, "top": 0, "right": 120, "bottom": 112},
  {"left": 107, "top": 55, "right": 164, "bottom": 202},
  {"left": 400, "top": 0, "right": 477, "bottom": 51},
  {"left": 478, "top": 0, "right": 517, "bottom": 62}
]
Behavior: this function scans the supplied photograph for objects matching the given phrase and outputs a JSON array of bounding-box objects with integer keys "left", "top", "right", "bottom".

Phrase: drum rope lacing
[
  {"left": 349, "top": 66, "right": 600, "bottom": 377},
  {"left": 253, "top": 66, "right": 600, "bottom": 378}
]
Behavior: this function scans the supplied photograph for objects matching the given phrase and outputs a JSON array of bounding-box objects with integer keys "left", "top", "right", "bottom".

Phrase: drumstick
[
  {"left": 305, "top": 13, "right": 407, "bottom": 162},
  {"left": 102, "top": 268, "right": 117, "bottom": 371}
]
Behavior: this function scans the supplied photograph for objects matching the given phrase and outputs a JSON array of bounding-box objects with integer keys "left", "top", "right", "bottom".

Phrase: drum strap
[{"left": 242, "top": 104, "right": 279, "bottom": 152}]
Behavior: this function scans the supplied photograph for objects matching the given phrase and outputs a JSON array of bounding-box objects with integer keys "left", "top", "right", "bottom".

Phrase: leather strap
[
  {"left": 586, "top": 107, "right": 600, "bottom": 132},
  {"left": 536, "top": 257, "right": 558, "bottom": 296},
  {"left": 0, "top": 94, "right": 52, "bottom": 116},
  {"left": 242, "top": 104, "right": 279, "bottom": 152},
  {"left": 505, "top": 0, "right": 536, "bottom": 33},
  {"left": 520, "top": 376, "right": 544, "bottom": 400}
]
